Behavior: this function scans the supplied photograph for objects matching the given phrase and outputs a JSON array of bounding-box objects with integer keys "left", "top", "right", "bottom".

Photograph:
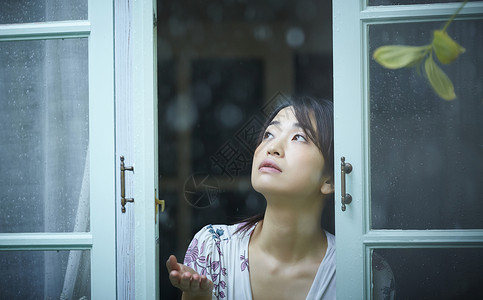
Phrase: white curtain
[{"left": 0, "top": 0, "right": 90, "bottom": 298}]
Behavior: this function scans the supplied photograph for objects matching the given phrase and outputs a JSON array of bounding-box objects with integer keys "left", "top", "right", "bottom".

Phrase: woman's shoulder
[
  {"left": 325, "top": 231, "right": 336, "bottom": 249},
  {"left": 184, "top": 223, "right": 253, "bottom": 272},
  {"left": 193, "top": 223, "right": 254, "bottom": 243}
]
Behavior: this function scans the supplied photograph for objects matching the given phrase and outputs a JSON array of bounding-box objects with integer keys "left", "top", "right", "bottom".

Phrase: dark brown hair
[{"left": 236, "top": 95, "right": 335, "bottom": 234}]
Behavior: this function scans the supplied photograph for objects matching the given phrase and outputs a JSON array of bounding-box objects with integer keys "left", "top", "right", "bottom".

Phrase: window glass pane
[
  {"left": 0, "top": 38, "right": 89, "bottom": 233},
  {"left": 372, "top": 248, "right": 483, "bottom": 299},
  {"left": 369, "top": 19, "right": 483, "bottom": 229},
  {"left": 0, "top": 0, "right": 87, "bottom": 24},
  {"left": 0, "top": 250, "right": 90, "bottom": 299}
]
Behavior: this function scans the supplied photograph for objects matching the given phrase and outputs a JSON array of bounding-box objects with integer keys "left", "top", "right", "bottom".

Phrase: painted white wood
[
  {"left": 153, "top": 2, "right": 160, "bottom": 299},
  {"left": 0, "top": 0, "right": 117, "bottom": 297},
  {"left": 115, "top": 0, "right": 136, "bottom": 298},
  {"left": 333, "top": 0, "right": 366, "bottom": 298},
  {"left": 0, "top": 21, "right": 90, "bottom": 41},
  {"left": 334, "top": 0, "right": 483, "bottom": 298},
  {"left": 361, "top": 2, "right": 483, "bottom": 21},
  {"left": 131, "top": 0, "right": 159, "bottom": 299},
  {"left": 89, "top": 0, "right": 117, "bottom": 298},
  {"left": 0, "top": 233, "right": 92, "bottom": 250},
  {"left": 364, "top": 230, "right": 483, "bottom": 246}
]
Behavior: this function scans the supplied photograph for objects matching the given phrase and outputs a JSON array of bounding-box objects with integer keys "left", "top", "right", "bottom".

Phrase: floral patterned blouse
[{"left": 183, "top": 223, "right": 336, "bottom": 300}]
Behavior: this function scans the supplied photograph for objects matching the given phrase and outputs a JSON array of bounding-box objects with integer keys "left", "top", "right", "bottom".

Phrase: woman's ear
[{"left": 321, "top": 177, "right": 335, "bottom": 195}]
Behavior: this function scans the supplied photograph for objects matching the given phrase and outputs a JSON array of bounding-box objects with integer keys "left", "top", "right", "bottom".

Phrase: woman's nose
[{"left": 267, "top": 139, "right": 284, "bottom": 157}]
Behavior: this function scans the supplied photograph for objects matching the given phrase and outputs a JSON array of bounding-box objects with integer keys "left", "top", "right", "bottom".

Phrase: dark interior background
[{"left": 156, "top": 0, "right": 333, "bottom": 298}]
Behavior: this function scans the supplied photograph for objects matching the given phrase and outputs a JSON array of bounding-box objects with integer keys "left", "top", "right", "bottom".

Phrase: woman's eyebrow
[
  {"left": 268, "top": 120, "right": 303, "bottom": 130},
  {"left": 268, "top": 120, "right": 280, "bottom": 127}
]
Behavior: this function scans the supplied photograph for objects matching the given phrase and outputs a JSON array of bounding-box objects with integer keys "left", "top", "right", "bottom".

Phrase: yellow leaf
[
  {"left": 424, "top": 56, "right": 456, "bottom": 100},
  {"left": 373, "top": 45, "right": 429, "bottom": 69},
  {"left": 432, "top": 30, "right": 466, "bottom": 64}
]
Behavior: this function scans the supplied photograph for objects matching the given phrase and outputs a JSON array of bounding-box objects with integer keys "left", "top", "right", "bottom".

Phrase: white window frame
[
  {"left": 333, "top": 1, "right": 483, "bottom": 298},
  {"left": 0, "top": 1, "right": 116, "bottom": 298}
]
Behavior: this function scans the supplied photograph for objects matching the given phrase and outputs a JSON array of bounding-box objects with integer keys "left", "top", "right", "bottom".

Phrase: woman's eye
[
  {"left": 293, "top": 134, "right": 307, "bottom": 142},
  {"left": 263, "top": 131, "right": 273, "bottom": 140}
]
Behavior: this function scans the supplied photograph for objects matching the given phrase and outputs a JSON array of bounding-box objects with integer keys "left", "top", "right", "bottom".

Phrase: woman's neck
[{"left": 250, "top": 197, "right": 327, "bottom": 264}]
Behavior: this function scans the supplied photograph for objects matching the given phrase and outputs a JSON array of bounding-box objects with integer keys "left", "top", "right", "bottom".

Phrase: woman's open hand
[{"left": 166, "top": 255, "right": 213, "bottom": 299}]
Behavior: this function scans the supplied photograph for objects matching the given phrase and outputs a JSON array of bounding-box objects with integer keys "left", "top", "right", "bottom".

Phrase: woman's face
[{"left": 251, "top": 106, "right": 333, "bottom": 201}]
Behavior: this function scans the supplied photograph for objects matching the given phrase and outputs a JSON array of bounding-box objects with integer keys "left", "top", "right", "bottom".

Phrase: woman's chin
[{"left": 252, "top": 183, "right": 290, "bottom": 199}]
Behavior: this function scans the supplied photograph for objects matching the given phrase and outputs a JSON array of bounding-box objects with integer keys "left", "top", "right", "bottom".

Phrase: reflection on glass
[
  {"left": 373, "top": 248, "right": 483, "bottom": 299},
  {"left": 0, "top": 250, "right": 90, "bottom": 299},
  {"left": 0, "top": 0, "right": 87, "bottom": 24},
  {"left": 0, "top": 38, "right": 89, "bottom": 233},
  {"left": 157, "top": 0, "right": 333, "bottom": 297},
  {"left": 369, "top": 20, "right": 483, "bottom": 229},
  {"left": 372, "top": 252, "right": 396, "bottom": 300}
]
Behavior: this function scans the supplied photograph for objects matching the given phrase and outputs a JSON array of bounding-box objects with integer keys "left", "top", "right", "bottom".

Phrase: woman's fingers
[
  {"left": 189, "top": 274, "right": 201, "bottom": 292},
  {"left": 178, "top": 272, "right": 190, "bottom": 290},
  {"left": 200, "top": 275, "right": 213, "bottom": 290},
  {"left": 167, "top": 255, "right": 193, "bottom": 289},
  {"left": 169, "top": 270, "right": 213, "bottom": 292},
  {"left": 167, "top": 254, "right": 213, "bottom": 296},
  {"left": 168, "top": 270, "right": 181, "bottom": 287}
]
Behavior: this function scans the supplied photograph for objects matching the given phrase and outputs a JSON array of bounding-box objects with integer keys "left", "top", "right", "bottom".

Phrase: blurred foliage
[{"left": 373, "top": 0, "right": 467, "bottom": 101}]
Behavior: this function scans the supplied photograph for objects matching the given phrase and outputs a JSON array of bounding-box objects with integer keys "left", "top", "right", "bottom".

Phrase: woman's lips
[{"left": 259, "top": 159, "right": 282, "bottom": 173}]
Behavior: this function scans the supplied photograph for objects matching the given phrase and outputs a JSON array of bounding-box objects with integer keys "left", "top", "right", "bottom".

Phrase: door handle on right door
[{"left": 340, "top": 157, "right": 352, "bottom": 211}]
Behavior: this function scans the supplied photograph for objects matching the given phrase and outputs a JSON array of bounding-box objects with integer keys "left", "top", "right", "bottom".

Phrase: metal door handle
[
  {"left": 155, "top": 189, "right": 165, "bottom": 222},
  {"left": 120, "top": 156, "right": 134, "bottom": 213},
  {"left": 340, "top": 157, "right": 352, "bottom": 211}
]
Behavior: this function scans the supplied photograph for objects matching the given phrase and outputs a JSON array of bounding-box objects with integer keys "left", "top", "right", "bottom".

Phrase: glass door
[
  {"left": 334, "top": 1, "right": 483, "bottom": 298},
  {"left": 0, "top": 1, "right": 116, "bottom": 298}
]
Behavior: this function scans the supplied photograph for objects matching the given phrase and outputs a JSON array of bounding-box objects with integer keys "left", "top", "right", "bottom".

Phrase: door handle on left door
[{"left": 120, "top": 156, "right": 134, "bottom": 213}]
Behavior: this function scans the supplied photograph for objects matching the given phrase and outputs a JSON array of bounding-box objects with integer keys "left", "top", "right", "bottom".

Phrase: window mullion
[{"left": 0, "top": 20, "right": 90, "bottom": 41}]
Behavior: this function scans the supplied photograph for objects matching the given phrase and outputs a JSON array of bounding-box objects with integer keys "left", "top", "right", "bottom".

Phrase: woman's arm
[{"left": 166, "top": 255, "right": 213, "bottom": 300}]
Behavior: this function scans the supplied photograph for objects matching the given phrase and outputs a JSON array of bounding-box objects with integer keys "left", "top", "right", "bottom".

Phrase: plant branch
[{"left": 442, "top": 0, "right": 468, "bottom": 32}]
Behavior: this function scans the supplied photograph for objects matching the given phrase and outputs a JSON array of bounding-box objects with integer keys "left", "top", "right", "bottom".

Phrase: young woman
[{"left": 166, "top": 96, "right": 336, "bottom": 300}]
